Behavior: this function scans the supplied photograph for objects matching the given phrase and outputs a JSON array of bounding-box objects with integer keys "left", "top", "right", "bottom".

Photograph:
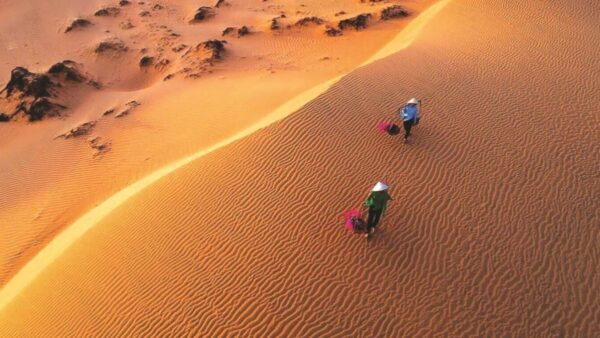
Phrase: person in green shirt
[{"left": 364, "top": 182, "right": 392, "bottom": 237}]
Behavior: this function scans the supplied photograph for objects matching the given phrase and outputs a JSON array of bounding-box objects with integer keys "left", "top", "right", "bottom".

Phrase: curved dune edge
[
  {"left": 362, "top": 0, "right": 451, "bottom": 66},
  {"left": 0, "top": 0, "right": 452, "bottom": 311}
]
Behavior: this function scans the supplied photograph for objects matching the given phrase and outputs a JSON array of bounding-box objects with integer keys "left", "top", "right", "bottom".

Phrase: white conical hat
[
  {"left": 407, "top": 98, "right": 419, "bottom": 105},
  {"left": 372, "top": 181, "right": 389, "bottom": 192}
]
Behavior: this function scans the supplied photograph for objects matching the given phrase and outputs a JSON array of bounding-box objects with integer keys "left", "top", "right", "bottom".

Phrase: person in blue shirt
[{"left": 400, "top": 98, "right": 421, "bottom": 141}]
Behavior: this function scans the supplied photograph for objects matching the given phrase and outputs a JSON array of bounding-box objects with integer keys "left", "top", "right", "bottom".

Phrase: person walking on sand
[
  {"left": 364, "top": 181, "right": 392, "bottom": 238},
  {"left": 400, "top": 98, "right": 421, "bottom": 142}
]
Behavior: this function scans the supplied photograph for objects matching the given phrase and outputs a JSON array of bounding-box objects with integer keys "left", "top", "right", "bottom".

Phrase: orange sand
[
  {"left": 1, "top": 0, "right": 599, "bottom": 336},
  {"left": 0, "top": 0, "right": 433, "bottom": 287}
]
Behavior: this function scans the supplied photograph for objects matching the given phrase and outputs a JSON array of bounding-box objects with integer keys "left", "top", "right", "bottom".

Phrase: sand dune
[
  {"left": 0, "top": 1, "right": 449, "bottom": 312},
  {"left": 1, "top": 0, "right": 600, "bottom": 336},
  {"left": 0, "top": 0, "right": 431, "bottom": 287}
]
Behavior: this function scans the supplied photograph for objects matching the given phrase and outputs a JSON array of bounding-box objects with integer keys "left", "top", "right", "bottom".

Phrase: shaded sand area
[
  {"left": 1, "top": 0, "right": 600, "bottom": 336},
  {"left": 0, "top": 0, "right": 433, "bottom": 286}
]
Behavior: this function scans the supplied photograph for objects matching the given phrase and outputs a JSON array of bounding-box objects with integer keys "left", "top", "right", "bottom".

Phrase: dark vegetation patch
[
  {"left": 223, "top": 26, "right": 251, "bottom": 37},
  {"left": 190, "top": 7, "right": 215, "bottom": 23},
  {"left": 16, "top": 98, "right": 66, "bottom": 121},
  {"left": 237, "top": 26, "right": 250, "bottom": 37},
  {"left": 325, "top": 26, "right": 342, "bottom": 36},
  {"left": 222, "top": 27, "right": 236, "bottom": 36},
  {"left": 295, "top": 16, "right": 324, "bottom": 26},
  {"left": 338, "top": 13, "right": 371, "bottom": 30},
  {"left": 0, "top": 61, "right": 96, "bottom": 122},
  {"left": 3, "top": 67, "right": 52, "bottom": 98},
  {"left": 48, "top": 60, "right": 85, "bottom": 82},
  {"left": 381, "top": 5, "right": 409, "bottom": 20}
]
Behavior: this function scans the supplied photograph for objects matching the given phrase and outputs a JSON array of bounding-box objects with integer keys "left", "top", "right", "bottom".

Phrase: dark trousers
[
  {"left": 403, "top": 120, "right": 414, "bottom": 139},
  {"left": 367, "top": 207, "right": 383, "bottom": 230}
]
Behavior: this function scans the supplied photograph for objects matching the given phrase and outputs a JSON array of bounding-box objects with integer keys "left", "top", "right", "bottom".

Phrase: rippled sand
[{"left": 1, "top": 0, "right": 599, "bottom": 336}]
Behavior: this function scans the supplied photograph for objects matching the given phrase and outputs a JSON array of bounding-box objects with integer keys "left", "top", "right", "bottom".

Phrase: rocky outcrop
[
  {"left": 172, "top": 44, "right": 188, "bottom": 53},
  {"left": 89, "top": 137, "right": 111, "bottom": 157},
  {"left": 120, "top": 20, "right": 135, "bottom": 29},
  {"left": 190, "top": 7, "right": 215, "bottom": 23},
  {"left": 0, "top": 61, "right": 97, "bottom": 122},
  {"left": 381, "top": 5, "right": 409, "bottom": 20},
  {"left": 48, "top": 60, "right": 85, "bottom": 82},
  {"left": 325, "top": 26, "right": 342, "bottom": 37},
  {"left": 223, "top": 26, "right": 250, "bottom": 37},
  {"left": 154, "top": 58, "right": 171, "bottom": 71},
  {"left": 115, "top": 100, "right": 141, "bottom": 118},
  {"left": 179, "top": 40, "right": 227, "bottom": 78},
  {"left": 94, "top": 7, "right": 121, "bottom": 17},
  {"left": 139, "top": 56, "right": 154, "bottom": 68},
  {"left": 15, "top": 98, "right": 66, "bottom": 121},
  {"left": 202, "top": 40, "right": 226, "bottom": 61},
  {"left": 222, "top": 27, "right": 236, "bottom": 36},
  {"left": 119, "top": 0, "right": 131, "bottom": 6},
  {"left": 139, "top": 55, "right": 170, "bottom": 71},
  {"left": 65, "top": 18, "right": 92, "bottom": 33},
  {"left": 237, "top": 26, "right": 250, "bottom": 37},
  {"left": 185, "top": 40, "right": 227, "bottom": 63},
  {"left": 295, "top": 16, "right": 324, "bottom": 26},
  {"left": 270, "top": 18, "right": 280, "bottom": 30},
  {"left": 95, "top": 38, "right": 128, "bottom": 53},
  {"left": 3, "top": 67, "right": 52, "bottom": 98},
  {"left": 3, "top": 61, "right": 87, "bottom": 98},
  {"left": 57, "top": 121, "right": 96, "bottom": 139},
  {"left": 338, "top": 13, "right": 371, "bottom": 30}
]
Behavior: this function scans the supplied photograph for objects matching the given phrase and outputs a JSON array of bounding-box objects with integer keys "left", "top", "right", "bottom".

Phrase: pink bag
[{"left": 343, "top": 208, "right": 368, "bottom": 234}]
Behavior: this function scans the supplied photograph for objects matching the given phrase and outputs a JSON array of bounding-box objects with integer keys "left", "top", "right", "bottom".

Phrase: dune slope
[
  {"left": 1, "top": 0, "right": 599, "bottom": 336},
  {"left": 0, "top": 0, "right": 434, "bottom": 287}
]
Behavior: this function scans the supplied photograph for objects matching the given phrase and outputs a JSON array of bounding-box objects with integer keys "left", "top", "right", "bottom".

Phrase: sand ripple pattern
[{"left": 1, "top": 0, "right": 599, "bottom": 336}]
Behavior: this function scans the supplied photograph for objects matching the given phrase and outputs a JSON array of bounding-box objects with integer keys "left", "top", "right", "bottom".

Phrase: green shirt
[{"left": 364, "top": 191, "right": 392, "bottom": 215}]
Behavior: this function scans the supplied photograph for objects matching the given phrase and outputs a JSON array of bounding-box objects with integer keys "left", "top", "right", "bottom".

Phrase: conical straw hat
[{"left": 372, "top": 181, "right": 389, "bottom": 192}]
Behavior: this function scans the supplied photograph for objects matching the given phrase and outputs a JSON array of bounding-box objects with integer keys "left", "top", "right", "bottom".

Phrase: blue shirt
[{"left": 401, "top": 105, "right": 419, "bottom": 122}]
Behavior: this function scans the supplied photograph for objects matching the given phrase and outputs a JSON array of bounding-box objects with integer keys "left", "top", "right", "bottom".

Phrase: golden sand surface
[
  {"left": 0, "top": 0, "right": 433, "bottom": 287},
  {"left": 1, "top": 0, "right": 599, "bottom": 336}
]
